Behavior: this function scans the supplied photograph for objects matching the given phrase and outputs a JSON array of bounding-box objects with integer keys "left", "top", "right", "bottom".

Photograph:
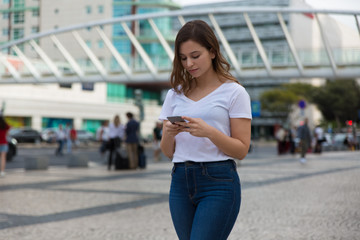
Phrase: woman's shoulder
[{"left": 222, "top": 81, "right": 247, "bottom": 93}]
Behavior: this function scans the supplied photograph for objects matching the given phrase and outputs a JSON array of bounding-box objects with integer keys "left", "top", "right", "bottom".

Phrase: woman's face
[{"left": 179, "top": 40, "right": 215, "bottom": 79}]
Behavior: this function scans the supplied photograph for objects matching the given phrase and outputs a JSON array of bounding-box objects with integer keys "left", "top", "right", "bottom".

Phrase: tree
[{"left": 311, "top": 79, "right": 360, "bottom": 127}]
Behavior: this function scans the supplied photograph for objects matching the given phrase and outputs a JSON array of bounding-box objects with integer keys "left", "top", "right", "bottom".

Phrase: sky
[{"left": 174, "top": 0, "right": 360, "bottom": 29}]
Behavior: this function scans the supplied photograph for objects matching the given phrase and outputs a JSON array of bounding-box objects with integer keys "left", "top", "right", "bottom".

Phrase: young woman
[
  {"left": 159, "top": 20, "right": 252, "bottom": 240},
  {"left": 0, "top": 116, "right": 10, "bottom": 177}
]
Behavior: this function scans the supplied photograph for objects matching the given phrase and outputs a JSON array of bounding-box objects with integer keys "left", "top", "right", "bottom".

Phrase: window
[
  {"left": 32, "top": 9, "right": 39, "bottom": 17},
  {"left": 2, "top": 28, "right": 9, "bottom": 36},
  {"left": 86, "top": 6, "right": 92, "bottom": 14},
  {"left": 13, "top": 12, "right": 25, "bottom": 24},
  {"left": 97, "top": 40, "right": 104, "bottom": 48},
  {"left": 13, "top": 28, "right": 24, "bottom": 39},
  {"left": 3, "top": 13, "right": 9, "bottom": 19},
  {"left": 31, "top": 26, "right": 39, "bottom": 33},
  {"left": 3, "top": 0, "right": 10, "bottom": 4},
  {"left": 98, "top": 5, "right": 104, "bottom": 14},
  {"left": 85, "top": 40, "right": 91, "bottom": 48}
]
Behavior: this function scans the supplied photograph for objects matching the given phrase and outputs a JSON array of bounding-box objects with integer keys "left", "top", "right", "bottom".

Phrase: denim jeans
[{"left": 169, "top": 160, "right": 241, "bottom": 240}]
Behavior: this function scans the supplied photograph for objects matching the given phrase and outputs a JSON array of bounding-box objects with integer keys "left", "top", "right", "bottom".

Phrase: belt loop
[{"left": 200, "top": 162, "right": 206, "bottom": 175}]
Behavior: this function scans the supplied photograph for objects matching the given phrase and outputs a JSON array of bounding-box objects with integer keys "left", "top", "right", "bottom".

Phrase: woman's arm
[
  {"left": 160, "top": 120, "right": 186, "bottom": 158},
  {"left": 180, "top": 116, "right": 251, "bottom": 160}
]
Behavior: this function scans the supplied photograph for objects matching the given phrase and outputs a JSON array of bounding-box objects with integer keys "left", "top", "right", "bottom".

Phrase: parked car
[
  {"left": 9, "top": 128, "right": 42, "bottom": 143},
  {"left": 6, "top": 136, "right": 17, "bottom": 162},
  {"left": 76, "top": 130, "right": 95, "bottom": 144},
  {"left": 41, "top": 128, "right": 57, "bottom": 143}
]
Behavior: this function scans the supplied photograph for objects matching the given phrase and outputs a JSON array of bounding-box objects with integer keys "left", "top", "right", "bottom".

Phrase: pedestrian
[
  {"left": 297, "top": 118, "right": 312, "bottom": 163},
  {"left": 70, "top": 126, "right": 77, "bottom": 149},
  {"left": 0, "top": 115, "right": 10, "bottom": 177},
  {"left": 153, "top": 121, "right": 162, "bottom": 162},
  {"left": 55, "top": 124, "right": 66, "bottom": 156},
  {"left": 314, "top": 125, "right": 324, "bottom": 153},
  {"left": 65, "top": 123, "right": 72, "bottom": 154},
  {"left": 159, "top": 20, "right": 252, "bottom": 240},
  {"left": 125, "top": 112, "right": 139, "bottom": 169},
  {"left": 107, "top": 115, "right": 125, "bottom": 170},
  {"left": 275, "top": 125, "right": 286, "bottom": 155},
  {"left": 98, "top": 120, "right": 109, "bottom": 156}
]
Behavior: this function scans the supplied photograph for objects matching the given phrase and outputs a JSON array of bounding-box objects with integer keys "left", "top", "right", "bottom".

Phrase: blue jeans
[{"left": 169, "top": 160, "right": 241, "bottom": 240}]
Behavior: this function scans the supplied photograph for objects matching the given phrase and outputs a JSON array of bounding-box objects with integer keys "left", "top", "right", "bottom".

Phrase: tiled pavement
[{"left": 0, "top": 143, "right": 359, "bottom": 239}]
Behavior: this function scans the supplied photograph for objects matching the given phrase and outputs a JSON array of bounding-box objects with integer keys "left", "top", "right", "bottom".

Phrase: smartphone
[{"left": 167, "top": 116, "right": 185, "bottom": 124}]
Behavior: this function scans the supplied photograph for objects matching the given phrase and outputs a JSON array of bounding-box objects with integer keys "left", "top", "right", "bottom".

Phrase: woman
[
  {"left": 159, "top": 20, "right": 252, "bottom": 240},
  {"left": 0, "top": 116, "right": 10, "bottom": 177}
]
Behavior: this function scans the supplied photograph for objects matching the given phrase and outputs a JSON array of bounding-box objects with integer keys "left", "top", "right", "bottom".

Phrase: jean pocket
[
  {"left": 205, "top": 165, "right": 234, "bottom": 182},
  {"left": 171, "top": 165, "right": 176, "bottom": 177}
]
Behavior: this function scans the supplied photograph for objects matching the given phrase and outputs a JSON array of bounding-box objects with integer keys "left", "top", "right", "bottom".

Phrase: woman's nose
[{"left": 186, "top": 58, "right": 193, "bottom": 67}]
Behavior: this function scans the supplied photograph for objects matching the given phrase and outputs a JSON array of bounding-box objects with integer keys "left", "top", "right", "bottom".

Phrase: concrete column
[{"left": 32, "top": 115, "right": 42, "bottom": 130}]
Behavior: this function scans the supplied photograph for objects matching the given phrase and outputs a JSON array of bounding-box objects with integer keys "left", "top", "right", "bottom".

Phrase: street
[{"left": 0, "top": 142, "right": 359, "bottom": 240}]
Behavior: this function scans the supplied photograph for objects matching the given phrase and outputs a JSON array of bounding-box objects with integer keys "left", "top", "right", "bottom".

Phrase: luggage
[
  {"left": 138, "top": 144, "right": 146, "bottom": 169},
  {"left": 115, "top": 150, "right": 129, "bottom": 170}
]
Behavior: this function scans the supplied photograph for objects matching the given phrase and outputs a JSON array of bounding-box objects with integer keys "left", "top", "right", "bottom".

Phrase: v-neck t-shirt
[{"left": 159, "top": 82, "right": 252, "bottom": 163}]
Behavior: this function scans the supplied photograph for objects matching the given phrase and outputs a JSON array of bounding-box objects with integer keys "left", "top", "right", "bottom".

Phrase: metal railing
[{"left": 0, "top": 7, "right": 359, "bottom": 84}]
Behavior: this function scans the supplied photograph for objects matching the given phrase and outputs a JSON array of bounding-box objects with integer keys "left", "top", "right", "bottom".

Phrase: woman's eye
[
  {"left": 192, "top": 55, "right": 199, "bottom": 59},
  {"left": 180, "top": 58, "right": 186, "bottom": 61}
]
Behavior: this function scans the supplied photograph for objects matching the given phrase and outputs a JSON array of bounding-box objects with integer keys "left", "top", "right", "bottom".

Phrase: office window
[
  {"left": 86, "top": 6, "right": 92, "bottom": 14},
  {"left": 98, "top": 5, "right": 104, "bottom": 14},
  {"left": 2, "top": 28, "right": 9, "bottom": 36},
  {"left": 3, "top": 0, "right": 10, "bottom": 4},
  {"left": 13, "top": 12, "right": 25, "bottom": 24},
  {"left": 13, "top": 0, "right": 25, "bottom": 8},
  {"left": 32, "top": 9, "right": 39, "bottom": 17},
  {"left": 31, "top": 26, "right": 39, "bottom": 33},
  {"left": 3, "top": 13, "right": 9, "bottom": 19},
  {"left": 13, "top": 28, "right": 24, "bottom": 39},
  {"left": 97, "top": 40, "right": 104, "bottom": 49},
  {"left": 85, "top": 40, "right": 91, "bottom": 48}
]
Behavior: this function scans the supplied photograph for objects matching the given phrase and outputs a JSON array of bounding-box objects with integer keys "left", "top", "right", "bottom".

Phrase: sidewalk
[{"left": 0, "top": 145, "right": 359, "bottom": 240}]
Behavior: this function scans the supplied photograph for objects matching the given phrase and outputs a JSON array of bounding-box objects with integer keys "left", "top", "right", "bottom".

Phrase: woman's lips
[{"left": 188, "top": 68, "right": 198, "bottom": 74}]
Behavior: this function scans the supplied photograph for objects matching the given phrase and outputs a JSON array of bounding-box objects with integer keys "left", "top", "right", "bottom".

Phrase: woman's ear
[{"left": 210, "top": 48, "right": 216, "bottom": 59}]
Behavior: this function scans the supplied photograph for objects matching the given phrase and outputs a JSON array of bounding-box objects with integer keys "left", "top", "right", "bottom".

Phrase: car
[
  {"left": 9, "top": 128, "right": 42, "bottom": 143},
  {"left": 6, "top": 136, "right": 17, "bottom": 162},
  {"left": 76, "top": 130, "right": 95, "bottom": 144},
  {"left": 41, "top": 128, "right": 57, "bottom": 143}
]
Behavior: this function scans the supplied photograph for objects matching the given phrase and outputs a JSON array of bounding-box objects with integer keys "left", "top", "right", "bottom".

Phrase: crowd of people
[
  {"left": 95, "top": 112, "right": 161, "bottom": 170},
  {"left": 275, "top": 118, "right": 358, "bottom": 163}
]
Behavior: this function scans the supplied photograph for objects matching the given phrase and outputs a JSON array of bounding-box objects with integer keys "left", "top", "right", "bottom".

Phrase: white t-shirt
[
  {"left": 159, "top": 82, "right": 252, "bottom": 163},
  {"left": 108, "top": 123, "right": 125, "bottom": 140}
]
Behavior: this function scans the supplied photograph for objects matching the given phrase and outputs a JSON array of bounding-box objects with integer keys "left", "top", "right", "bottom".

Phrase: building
[
  {"left": 182, "top": 0, "right": 360, "bottom": 138},
  {"left": 0, "top": 0, "right": 180, "bottom": 138},
  {"left": 0, "top": 0, "right": 358, "bottom": 139}
]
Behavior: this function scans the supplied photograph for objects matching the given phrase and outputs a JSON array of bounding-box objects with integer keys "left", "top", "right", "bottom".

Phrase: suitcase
[
  {"left": 138, "top": 144, "right": 146, "bottom": 169},
  {"left": 115, "top": 151, "right": 129, "bottom": 170}
]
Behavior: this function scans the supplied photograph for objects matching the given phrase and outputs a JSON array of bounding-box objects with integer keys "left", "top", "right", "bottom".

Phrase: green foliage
[
  {"left": 259, "top": 80, "right": 360, "bottom": 126},
  {"left": 311, "top": 79, "right": 360, "bottom": 124},
  {"left": 260, "top": 88, "right": 298, "bottom": 114}
]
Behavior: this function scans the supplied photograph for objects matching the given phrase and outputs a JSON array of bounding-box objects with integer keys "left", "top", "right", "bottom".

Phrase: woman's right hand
[{"left": 163, "top": 120, "right": 184, "bottom": 138}]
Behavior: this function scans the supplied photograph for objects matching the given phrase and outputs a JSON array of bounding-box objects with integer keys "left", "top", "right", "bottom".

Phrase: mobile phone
[{"left": 167, "top": 116, "right": 185, "bottom": 124}]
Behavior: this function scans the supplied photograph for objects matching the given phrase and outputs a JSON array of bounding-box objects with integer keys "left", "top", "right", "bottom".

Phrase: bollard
[
  {"left": 67, "top": 154, "right": 89, "bottom": 168},
  {"left": 25, "top": 156, "right": 49, "bottom": 170}
]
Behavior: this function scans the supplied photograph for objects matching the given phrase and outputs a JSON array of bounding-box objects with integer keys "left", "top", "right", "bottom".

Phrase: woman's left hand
[{"left": 178, "top": 116, "right": 213, "bottom": 138}]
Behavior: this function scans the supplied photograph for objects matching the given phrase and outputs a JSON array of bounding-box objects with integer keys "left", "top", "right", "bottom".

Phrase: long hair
[
  {"left": 0, "top": 116, "right": 7, "bottom": 130},
  {"left": 170, "top": 20, "right": 238, "bottom": 95}
]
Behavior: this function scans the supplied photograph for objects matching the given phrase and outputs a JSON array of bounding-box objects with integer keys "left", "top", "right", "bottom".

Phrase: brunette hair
[
  {"left": 170, "top": 20, "right": 238, "bottom": 95},
  {"left": 0, "top": 116, "right": 8, "bottom": 129}
]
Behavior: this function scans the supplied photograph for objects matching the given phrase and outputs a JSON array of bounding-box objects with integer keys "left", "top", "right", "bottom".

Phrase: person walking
[
  {"left": 0, "top": 115, "right": 10, "bottom": 177},
  {"left": 314, "top": 125, "right": 324, "bottom": 153},
  {"left": 55, "top": 124, "right": 66, "bottom": 156},
  {"left": 297, "top": 118, "right": 312, "bottom": 163},
  {"left": 98, "top": 120, "right": 110, "bottom": 156},
  {"left": 107, "top": 115, "right": 125, "bottom": 170},
  {"left": 153, "top": 121, "right": 162, "bottom": 162},
  {"left": 125, "top": 112, "right": 139, "bottom": 169},
  {"left": 159, "top": 20, "right": 252, "bottom": 240}
]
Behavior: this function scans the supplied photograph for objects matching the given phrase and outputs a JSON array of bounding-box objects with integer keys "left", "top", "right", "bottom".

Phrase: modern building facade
[
  {"left": 0, "top": 0, "right": 180, "bottom": 137},
  {"left": 0, "top": 0, "right": 358, "bottom": 139}
]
